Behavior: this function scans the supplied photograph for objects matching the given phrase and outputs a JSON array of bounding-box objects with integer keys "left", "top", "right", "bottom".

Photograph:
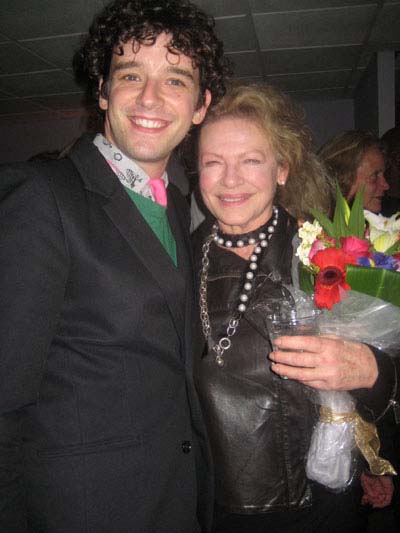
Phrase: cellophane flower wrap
[{"left": 296, "top": 185, "right": 400, "bottom": 491}]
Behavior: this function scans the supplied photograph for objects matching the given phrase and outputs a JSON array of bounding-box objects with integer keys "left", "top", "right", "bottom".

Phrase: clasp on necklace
[{"left": 227, "top": 318, "right": 239, "bottom": 336}]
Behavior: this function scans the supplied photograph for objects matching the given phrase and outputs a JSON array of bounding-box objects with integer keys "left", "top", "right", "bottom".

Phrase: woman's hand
[
  {"left": 269, "top": 334, "right": 378, "bottom": 390},
  {"left": 361, "top": 471, "right": 394, "bottom": 508}
]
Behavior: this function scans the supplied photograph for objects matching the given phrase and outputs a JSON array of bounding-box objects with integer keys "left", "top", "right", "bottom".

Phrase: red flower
[
  {"left": 309, "top": 238, "right": 327, "bottom": 260},
  {"left": 309, "top": 234, "right": 335, "bottom": 261},
  {"left": 394, "top": 253, "right": 400, "bottom": 272},
  {"left": 312, "top": 248, "right": 355, "bottom": 309},
  {"left": 340, "top": 236, "right": 371, "bottom": 260}
]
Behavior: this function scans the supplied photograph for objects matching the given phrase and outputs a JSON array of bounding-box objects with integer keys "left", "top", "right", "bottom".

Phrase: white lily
[{"left": 364, "top": 210, "right": 400, "bottom": 252}]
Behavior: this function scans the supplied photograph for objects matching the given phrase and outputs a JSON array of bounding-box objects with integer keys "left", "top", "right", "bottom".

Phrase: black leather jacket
[
  {"left": 193, "top": 206, "right": 399, "bottom": 515},
  {"left": 194, "top": 208, "right": 319, "bottom": 513}
]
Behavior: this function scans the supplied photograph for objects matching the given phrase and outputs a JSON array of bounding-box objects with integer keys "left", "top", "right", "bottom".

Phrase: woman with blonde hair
[{"left": 193, "top": 83, "right": 398, "bottom": 532}]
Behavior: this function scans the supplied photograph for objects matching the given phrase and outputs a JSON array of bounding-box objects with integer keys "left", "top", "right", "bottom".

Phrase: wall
[
  {"left": 354, "top": 51, "right": 396, "bottom": 136},
  {"left": 0, "top": 112, "right": 92, "bottom": 164},
  {"left": 302, "top": 98, "right": 354, "bottom": 149}
]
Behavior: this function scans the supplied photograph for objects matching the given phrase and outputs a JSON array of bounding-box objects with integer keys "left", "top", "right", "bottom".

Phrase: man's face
[
  {"left": 99, "top": 33, "right": 211, "bottom": 177},
  {"left": 348, "top": 147, "right": 389, "bottom": 213}
]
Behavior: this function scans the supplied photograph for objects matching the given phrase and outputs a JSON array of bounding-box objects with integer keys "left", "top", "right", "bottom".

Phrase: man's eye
[{"left": 168, "top": 79, "right": 185, "bottom": 87}]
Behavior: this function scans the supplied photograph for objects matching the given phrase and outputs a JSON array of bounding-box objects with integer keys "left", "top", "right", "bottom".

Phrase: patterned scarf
[{"left": 93, "top": 134, "right": 169, "bottom": 203}]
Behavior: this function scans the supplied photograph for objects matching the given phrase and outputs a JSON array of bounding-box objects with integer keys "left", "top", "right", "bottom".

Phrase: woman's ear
[{"left": 277, "top": 161, "right": 289, "bottom": 186}]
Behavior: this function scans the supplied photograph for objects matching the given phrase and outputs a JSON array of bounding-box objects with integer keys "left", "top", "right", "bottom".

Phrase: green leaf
[
  {"left": 384, "top": 241, "right": 400, "bottom": 255},
  {"left": 309, "top": 209, "right": 335, "bottom": 237},
  {"left": 346, "top": 265, "right": 400, "bottom": 307},
  {"left": 347, "top": 187, "right": 366, "bottom": 238},
  {"left": 308, "top": 181, "right": 369, "bottom": 244},
  {"left": 332, "top": 184, "right": 351, "bottom": 241},
  {"left": 298, "top": 263, "right": 315, "bottom": 294}
]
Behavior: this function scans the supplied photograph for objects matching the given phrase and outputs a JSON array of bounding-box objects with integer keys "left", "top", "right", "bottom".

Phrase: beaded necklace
[{"left": 199, "top": 206, "right": 279, "bottom": 366}]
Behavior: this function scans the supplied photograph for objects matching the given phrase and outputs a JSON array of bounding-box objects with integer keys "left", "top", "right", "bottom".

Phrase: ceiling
[{"left": 0, "top": 0, "right": 399, "bottom": 125}]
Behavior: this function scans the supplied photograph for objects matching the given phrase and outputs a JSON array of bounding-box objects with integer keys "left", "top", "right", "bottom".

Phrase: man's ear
[
  {"left": 192, "top": 90, "right": 212, "bottom": 126},
  {"left": 99, "top": 78, "right": 108, "bottom": 111}
]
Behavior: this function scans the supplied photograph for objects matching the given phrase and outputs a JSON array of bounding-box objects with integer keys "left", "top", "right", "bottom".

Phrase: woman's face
[
  {"left": 198, "top": 117, "right": 288, "bottom": 234},
  {"left": 347, "top": 147, "right": 389, "bottom": 213}
]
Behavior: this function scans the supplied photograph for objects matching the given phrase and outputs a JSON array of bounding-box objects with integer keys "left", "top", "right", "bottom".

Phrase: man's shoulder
[
  {"left": 0, "top": 157, "right": 78, "bottom": 202},
  {"left": 0, "top": 134, "right": 102, "bottom": 202}
]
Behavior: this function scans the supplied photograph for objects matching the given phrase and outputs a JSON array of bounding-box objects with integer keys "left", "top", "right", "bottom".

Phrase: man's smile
[{"left": 130, "top": 116, "right": 170, "bottom": 130}]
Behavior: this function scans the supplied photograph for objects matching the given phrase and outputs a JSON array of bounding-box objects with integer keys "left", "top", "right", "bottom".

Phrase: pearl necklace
[
  {"left": 199, "top": 206, "right": 279, "bottom": 367},
  {"left": 213, "top": 217, "right": 278, "bottom": 249}
]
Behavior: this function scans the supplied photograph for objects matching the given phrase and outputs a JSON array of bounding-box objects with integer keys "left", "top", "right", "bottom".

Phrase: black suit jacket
[{"left": 0, "top": 135, "right": 212, "bottom": 532}]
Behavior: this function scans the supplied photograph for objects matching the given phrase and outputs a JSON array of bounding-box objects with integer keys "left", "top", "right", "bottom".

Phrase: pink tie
[{"left": 148, "top": 178, "right": 167, "bottom": 207}]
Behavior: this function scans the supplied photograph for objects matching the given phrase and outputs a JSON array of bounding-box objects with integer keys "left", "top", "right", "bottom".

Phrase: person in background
[
  {"left": 192, "top": 83, "right": 398, "bottom": 533},
  {"left": 381, "top": 126, "right": 400, "bottom": 216},
  {"left": 0, "top": 0, "right": 229, "bottom": 531},
  {"left": 319, "top": 128, "right": 398, "bottom": 528},
  {"left": 318, "top": 130, "right": 389, "bottom": 214},
  {"left": 374, "top": 117, "right": 400, "bottom": 518}
]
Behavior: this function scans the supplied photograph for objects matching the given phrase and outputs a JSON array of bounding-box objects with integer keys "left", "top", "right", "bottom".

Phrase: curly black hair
[{"left": 80, "top": 0, "right": 230, "bottom": 109}]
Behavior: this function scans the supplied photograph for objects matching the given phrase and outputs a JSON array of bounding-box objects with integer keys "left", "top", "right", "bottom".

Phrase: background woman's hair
[{"left": 318, "top": 130, "right": 383, "bottom": 199}]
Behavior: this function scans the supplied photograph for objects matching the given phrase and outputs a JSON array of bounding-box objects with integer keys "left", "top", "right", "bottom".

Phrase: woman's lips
[{"left": 218, "top": 194, "right": 251, "bottom": 206}]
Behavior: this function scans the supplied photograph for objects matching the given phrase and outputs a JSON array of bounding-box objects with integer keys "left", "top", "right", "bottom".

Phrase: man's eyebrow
[
  {"left": 112, "top": 60, "right": 140, "bottom": 73},
  {"left": 166, "top": 66, "right": 195, "bottom": 82},
  {"left": 111, "top": 61, "right": 195, "bottom": 82}
]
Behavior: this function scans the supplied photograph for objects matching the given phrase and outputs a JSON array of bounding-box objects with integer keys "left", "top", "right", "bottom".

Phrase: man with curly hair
[{"left": 0, "top": 1, "right": 228, "bottom": 531}]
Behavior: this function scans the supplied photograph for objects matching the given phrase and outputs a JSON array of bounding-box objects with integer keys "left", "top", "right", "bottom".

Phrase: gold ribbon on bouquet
[{"left": 319, "top": 406, "right": 397, "bottom": 476}]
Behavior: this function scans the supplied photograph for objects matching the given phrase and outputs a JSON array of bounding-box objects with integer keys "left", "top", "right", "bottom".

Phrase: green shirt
[{"left": 124, "top": 187, "right": 177, "bottom": 267}]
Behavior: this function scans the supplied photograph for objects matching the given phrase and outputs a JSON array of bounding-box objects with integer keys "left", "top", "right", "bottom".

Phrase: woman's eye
[
  {"left": 367, "top": 172, "right": 380, "bottom": 184},
  {"left": 244, "top": 158, "right": 261, "bottom": 164},
  {"left": 123, "top": 74, "right": 139, "bottom": 81},
  {"left": 203, "top": 160, "right": 220, "bottom": 167}
]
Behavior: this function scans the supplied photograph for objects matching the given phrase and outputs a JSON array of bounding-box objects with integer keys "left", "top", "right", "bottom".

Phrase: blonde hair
[
  {"left": 199, "top": 82, "right": 333, "bottom": 220},
  {"left": 318, "top": 130, "right": 383, "bottom": 200}
]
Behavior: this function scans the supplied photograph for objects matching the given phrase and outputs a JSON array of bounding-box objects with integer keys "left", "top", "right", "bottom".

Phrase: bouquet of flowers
[{"left": 296, "top": 185, "right": 400, "bottom": 490}]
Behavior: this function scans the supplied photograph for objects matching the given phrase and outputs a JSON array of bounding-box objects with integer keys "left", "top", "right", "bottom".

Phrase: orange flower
[{"left": 312, "top": 248, "right": 356, "bottom": 309}]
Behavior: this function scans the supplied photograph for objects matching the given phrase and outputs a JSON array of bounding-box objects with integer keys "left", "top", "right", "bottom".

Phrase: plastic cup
[
  {"left": 266, "top": 307, "right": 320, "bottom": 379},
  {"left": 266, "top": 308, "right": 320, "bottom": 347}
]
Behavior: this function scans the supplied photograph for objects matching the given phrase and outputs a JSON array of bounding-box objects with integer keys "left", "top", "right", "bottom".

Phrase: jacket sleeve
[
  {"left": 0, "top": 169, "right": 68, "bottom": 529},
  {"left": 352, "top": 347, "right": 398, "bottom": 421}
]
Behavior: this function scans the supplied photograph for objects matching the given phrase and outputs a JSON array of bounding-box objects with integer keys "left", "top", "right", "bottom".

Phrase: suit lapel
[
  {"left": 166, "top": 185, "right": 194, "bottom": 366},
  {"left": 68, "top": 135, "right": 188, "bottom": 346},
  {"left": 166, "top": 185, "right": 191, "bottom": 280}
]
